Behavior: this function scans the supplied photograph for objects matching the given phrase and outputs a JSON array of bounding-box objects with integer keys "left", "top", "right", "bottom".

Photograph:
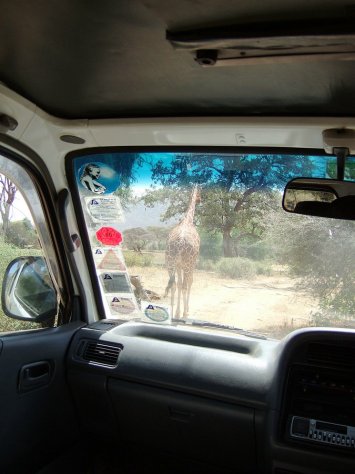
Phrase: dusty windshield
[{"left": 71, "top": 151, "right": 355, "bottom": 339}]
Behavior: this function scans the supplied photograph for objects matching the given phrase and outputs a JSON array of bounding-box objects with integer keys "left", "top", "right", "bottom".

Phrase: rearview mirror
[
  {"left": 283, "top": 178, "right": 355, "bottom": 220},
  {"left": 1, "top": 256, "right": 57, "bottom": 322}
]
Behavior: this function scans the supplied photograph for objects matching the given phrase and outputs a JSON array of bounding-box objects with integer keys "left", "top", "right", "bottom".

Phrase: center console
[
  {"left": 282, "top": 342, "right": 355, "bottom": 455},
  {"left": 291, "top": 416, "right": 355, "bottom": 449}
]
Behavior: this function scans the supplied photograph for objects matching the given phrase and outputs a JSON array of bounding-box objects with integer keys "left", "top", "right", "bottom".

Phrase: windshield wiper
[{"left": 171, "top": 318, "right": 267, "bottom": 340}]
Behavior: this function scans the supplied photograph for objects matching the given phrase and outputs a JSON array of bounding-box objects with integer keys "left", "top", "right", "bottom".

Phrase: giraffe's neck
[{"left": 183, "top": 188, "right": 198, "bottom": 225}]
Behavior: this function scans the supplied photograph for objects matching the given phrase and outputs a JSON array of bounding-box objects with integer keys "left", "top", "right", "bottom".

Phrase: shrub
[
  {"left": 310, "top": 310, "right": 355, "bottom": 328},
  {"left": 5, "top": 219, "right": 40, "bottom": 249},
  {"left": 254, "top": 260, "right": 273, "bottom": 276},
  {"left": 239, "top": 241, "right": 270, "bottom": 261},
  {"left": 141, "top": 254, "right": 153, "bottom": 267},
  {"left": 216, "top": 257, "right": 256, "bottom": 279},
  {"left": 123, "top": 251, "right": 153, "bottom": 267},
  {"left": 196, "top": 259, "right": 215, "bottom": 272}
]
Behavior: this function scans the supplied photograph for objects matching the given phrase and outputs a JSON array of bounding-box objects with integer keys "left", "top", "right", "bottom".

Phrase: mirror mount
[
  {"left": 323, "top": 128, "right": 355, "bottom": 155},
  {"left": 333, "top": 147, "right": 349, "bottom": 181},
  {"left": 322, "top": 129, "right": 355, "bottom": 180}
]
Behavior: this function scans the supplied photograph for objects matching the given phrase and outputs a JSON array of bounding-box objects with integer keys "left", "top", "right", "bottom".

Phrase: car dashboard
[{"left": 66, "top": 321, "right": 355, "bottom": 474}]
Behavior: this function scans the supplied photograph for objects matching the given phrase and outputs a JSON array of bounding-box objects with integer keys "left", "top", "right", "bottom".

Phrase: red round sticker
[{"left": 96, "top": 227, "right": 123, "bottom": 246}]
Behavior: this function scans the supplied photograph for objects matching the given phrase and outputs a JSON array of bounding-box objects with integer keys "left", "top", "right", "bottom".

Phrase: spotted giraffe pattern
[{"left": 165, "top": 187, "right": 201, "bottom": 319}]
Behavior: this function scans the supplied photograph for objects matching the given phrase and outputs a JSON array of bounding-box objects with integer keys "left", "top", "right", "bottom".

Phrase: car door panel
[{"left": 0, "top": 322, "right": 83, "bottom": 474}]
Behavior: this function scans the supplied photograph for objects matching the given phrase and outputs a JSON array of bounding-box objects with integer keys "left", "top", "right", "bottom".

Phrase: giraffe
[{"left": 164, "top": 186, "right": 201, "bottom": 319}]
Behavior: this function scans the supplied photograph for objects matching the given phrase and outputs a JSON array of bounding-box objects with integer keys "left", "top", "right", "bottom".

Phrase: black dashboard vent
[
  {"left": 307, "top": 342, "right": 355, "bottom": 368},
  {"left": 83, "top": 342, "right": 122, "bottom": 366}
]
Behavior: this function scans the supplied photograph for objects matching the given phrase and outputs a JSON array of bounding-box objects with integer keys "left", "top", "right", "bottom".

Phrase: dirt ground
[{"left": 129, "top": 265, "right": 319, "bottom": 337}]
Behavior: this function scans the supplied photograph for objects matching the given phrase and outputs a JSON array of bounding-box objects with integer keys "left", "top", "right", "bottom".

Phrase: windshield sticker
[
  {"left": 99, "top": 271, "right": 132, "bottom": 293},
  {"left": 85, "top": 196, "right": 124, "bottom": 223},
  {"left": 106, "top": 295, "right": 139, "bottom": 316},
  {"left": 93, "top": 248, "right": 126, "bottom": 271},
  {"left": 142, "top": 303, "right": 171, "bottom": 324},
  {"left": 78, "top": 162, "right": 120, "bottom": 194},
  {"left": 96, "top": 226, "right": 123, "bottom": 246}
]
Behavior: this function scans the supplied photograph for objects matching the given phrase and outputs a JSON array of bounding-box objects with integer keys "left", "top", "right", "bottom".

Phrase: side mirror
[
  {"left": 1, "top": 256, "right": 57, "bottom": 322},
  {"left": 283, "top": 178, "right": 355, "bottom": 220}
]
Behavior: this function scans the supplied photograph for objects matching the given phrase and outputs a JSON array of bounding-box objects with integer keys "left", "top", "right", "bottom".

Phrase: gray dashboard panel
[
  {"left": 67, "top": 322, "right": 355, "bottom": 474},
  {"left": 68, "top": 322, "right": 279, "bottom": 408}
]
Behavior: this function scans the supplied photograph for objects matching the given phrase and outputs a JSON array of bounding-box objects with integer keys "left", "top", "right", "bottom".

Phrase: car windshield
[{"left": 70, "top": 151, "right": 355, "bottom": 339}]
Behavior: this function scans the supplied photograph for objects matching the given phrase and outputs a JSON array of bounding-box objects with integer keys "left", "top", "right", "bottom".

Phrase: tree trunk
[
  {"left": 1, "top": 203, "right": 11, "bottom": 238},
  {"left": 0, "top": 176, "right": 16, "bottom": 239},
  {"left": 222, "top": 229, "right": 235, "bottom": 257}
]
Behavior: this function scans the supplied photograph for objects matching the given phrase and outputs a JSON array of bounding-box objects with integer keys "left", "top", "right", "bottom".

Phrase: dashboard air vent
[
  {"left": 307, "top": 342, "right": 355, "bottom": 369},
  {"left": 83, "top": 342, "right": 122, "bottom": 366}
]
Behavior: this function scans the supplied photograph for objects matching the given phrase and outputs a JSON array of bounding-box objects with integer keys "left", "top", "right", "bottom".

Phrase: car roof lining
[{"left": 1, "top": 0, "right": 355, "bottom": 119}]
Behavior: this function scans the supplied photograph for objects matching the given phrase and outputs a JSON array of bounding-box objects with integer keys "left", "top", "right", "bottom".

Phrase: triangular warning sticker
[
  {"left": 147, "top": 304, "right": 155, "bottom": 310},
  {"left": 103, "top": 274, "right": 112, "bottom": 280},
  {"left": 95, "top": 249, "right": 103, "bottom": 254},
  {"left": 112, "top": 297, "right": 120, "bottom": 302},
  {"left": 98, "top": 249, "right": 126, "bottom": 270}
]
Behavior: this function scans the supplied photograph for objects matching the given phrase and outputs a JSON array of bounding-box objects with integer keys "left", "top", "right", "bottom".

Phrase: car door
[{"left": 0, "top": 144, "right": 84, "bottom": 474}]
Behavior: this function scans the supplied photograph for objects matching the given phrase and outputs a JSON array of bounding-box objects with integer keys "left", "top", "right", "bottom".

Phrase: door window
[{"left": 0, "top": 150, "right": 62, "bottom": 332}]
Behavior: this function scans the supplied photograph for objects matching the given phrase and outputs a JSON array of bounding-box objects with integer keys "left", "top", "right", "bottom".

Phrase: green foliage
[
  {"left": 0, "top": 238, "right": 43, "bottom": 332},
  {"left": 254, "top": 260, "right": 274, "bottom": 276},
  {"left": 114, "top": 186, "right": 137, "bottom": 210},
  {"left": 5, "top": 218, "right": 40, "bottom": 249},
  {"left": 111, "top": 153, "right": 146, "bottom": 209},
  {"left": 238, "top": 240, "right": 271, "bottom": 261},
  {"left": 148, "top": 153, "right": 313, "bottom": 191},
  {"left": 196, "top": 259, "right": 216, "bottom": 271},
  {"left": 217, "top": 257, "right": 257, "bottom": 279},
  {"left": 197, "top": 256, "right": 274, "bottom": 275},
  {"left": 310, "top": 311, "right": 338, "bottom": 327},
  {"left": 123, "top": 226, "right": 171, "bottom": 253},
  {"left": 199, "top": 230, "right": 223, "bottom": 261},
  {"left": 123, "top": 251, "right": 153, "bottom": 267},
  {"left": 309, "top": 309, "right": 355, "bottom": 329},
  {"left": 0, "top": 239, "right": 37, "bottom": 281},
  {"left": 123, "top": 227, "right": 151, "bottom": 253},
  {"left": 266, "top": 209, "right": 355, "bottom": 317},
  {"left": 141, "top": 153, "right": 313, "bottom": 257}
]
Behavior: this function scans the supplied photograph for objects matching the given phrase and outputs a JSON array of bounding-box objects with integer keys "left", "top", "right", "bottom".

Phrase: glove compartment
[{"left": 108, "top": 378, "right": 256, "bottom": 473}]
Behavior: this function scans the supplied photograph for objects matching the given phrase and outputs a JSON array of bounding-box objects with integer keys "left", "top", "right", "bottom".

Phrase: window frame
[
  {"left": 0, "top": 143, "right": 74, "bottom": 330},
  {"left": 66, "top": 145, "right": 335, "bottom": 322}
]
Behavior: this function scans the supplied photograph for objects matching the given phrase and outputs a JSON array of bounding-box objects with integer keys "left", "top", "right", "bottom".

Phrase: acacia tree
[
  {"left": 142, "top": 153, "right": 313, "bottom": 257},
  {"left": 111, "top": 152, "right": 144, "bottom": 209},
  {"left": 123, "top": 227, "right": 150, "bottom": 254},
  {"left": 0, "top": 174, "right": 17, "bottom": 238}
]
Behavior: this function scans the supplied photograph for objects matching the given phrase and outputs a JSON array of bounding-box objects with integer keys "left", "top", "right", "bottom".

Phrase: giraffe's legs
[
  {"left": 182, "top": 272, "right": 193, "bottom": 318},
  {"left": 170, "top": 277, "right": 176, "bottom": 318},
  {"left": 175, "top": 267, "right": 183, "bottom": 318},
  {"left": 186, "top": 273, "right": 193, "bottom": 318}
]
